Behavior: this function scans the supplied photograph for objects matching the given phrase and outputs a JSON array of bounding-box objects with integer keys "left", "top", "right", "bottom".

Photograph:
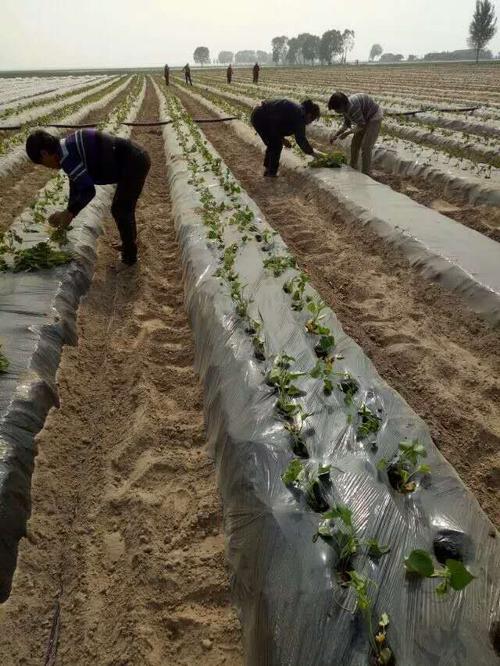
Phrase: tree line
[
  {"left": 192, "top": 1, "right": 496, "bottom": 67},
  {"left": 271, "top": 30, "right": 355, "bottom": 66}
]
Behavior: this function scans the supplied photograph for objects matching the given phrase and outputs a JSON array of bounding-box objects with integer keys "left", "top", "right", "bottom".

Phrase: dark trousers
[
  {"left": 111, "top": 143, "right": 151, "bottom": 263},
  {"left": 185, "top": 73, "right": 192, "bottom": 85},
  {"left": 251, "top": 108, "right": 283, "bottom": 175},
  {"left": 164, "top": 75, "right": 169, "bottom": 86}
]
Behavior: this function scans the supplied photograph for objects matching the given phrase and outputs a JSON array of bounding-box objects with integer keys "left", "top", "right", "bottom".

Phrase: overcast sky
[{"left": 1, "top": 0, "right": 499, "bottom": 70}]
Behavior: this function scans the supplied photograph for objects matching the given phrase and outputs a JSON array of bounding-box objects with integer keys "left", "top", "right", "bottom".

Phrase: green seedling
[
  {"left": 347, "top": 572, "right": 393, "bottom": 665},
  {"left": 263, "top": 254, "right": 296, "bottom": 277},
  {"left": 305, "top": 298, "right": 330, "bottom": 335},
  {"left": 281, "top": 459, "right": 331, "bottom": 512},
  {"left": 314, "top": 334, "right": 335, "bottom": 359},
  {"left": 377, "top": 440, "right": 430, "bottom": 493},
  {"left": 284, "top": 408, "right": 312, "bottom": 458},
  {"left": 310, "top": 358, "right": 335, "bottom": 395},
  {"left": 357, "top": 404, "right": 381, "bottom": 441},
  {"left": 338, "top": 373, "right": 359, "bottom": 405},
  {"left": 314, "top": 505, "right": 390, "bottom": 571},
  {"left": 309, "top": 151, "right": 347, "bottom": 169},
  {"left": 283, "top": 272, "right": 310, "bottom": 311},
  {"left": 230, "top": 281, "right": 252, "bottom": 318},
  {"left": 12, "top": 242, "right": 72, "bottom": 272},
  {"left": 267, "top": 355, "right": 307, "bottom": 419},
  {"left": 404, "top": 549, "right": 475, "bottom": 595},
  {"left": 49, "top": 225, "right": 72, "bottom": 246}
]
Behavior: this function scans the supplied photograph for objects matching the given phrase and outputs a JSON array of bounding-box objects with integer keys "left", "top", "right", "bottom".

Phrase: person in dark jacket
[
  {"left": 25, "top": 129, "right": 150, "bottom": 265},
  {"left": 253, "top": 62, "right": 260, "bottom": 84},
  {"left": 250, "top": 98, "right": 323, "bottom": 177},
  {"left": 164, "top": 64, "right": 170, "bottom": 86},
  {"left": 226, "top": 64, "right": 233, "bottom": 84},
  {"left": 183, "top": 63, "right": 193, "bottom": 86}
]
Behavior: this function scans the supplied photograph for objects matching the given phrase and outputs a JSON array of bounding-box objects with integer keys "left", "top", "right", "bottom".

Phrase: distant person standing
[
  {"left": 253, "top": 62, "right": 260, "bottom": 84},
  {"left": 250, "top": 98, "right": 324, "bottom": 177},
  {"left": 226, "top": 64, "right": 233, "bottom": 84},
  {"left": 183, "top": 63, "right": 193, "bottom": 86},
  {"left": 164, "top": 64, "right": 170, "bottom": 86},
  {"left": 328, "top": 92, "right": 383, "bottom": 176}
]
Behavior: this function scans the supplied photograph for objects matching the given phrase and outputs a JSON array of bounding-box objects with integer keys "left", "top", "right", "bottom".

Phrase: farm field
[
  {"left": 0, "top": 65, "right": 499, "bottom": 665},
  {"left": 178, "top": 62, "right": 500, "bottom": 239}
]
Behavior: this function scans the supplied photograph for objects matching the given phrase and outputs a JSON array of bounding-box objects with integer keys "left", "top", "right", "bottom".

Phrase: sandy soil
[
  {"left": 177, "top": 87, "right": 500, "bottom": 528},
  {"left": 0, "top": 82, "right": 243, "bottom": 665},
  {"left": 0, "top": 78, "right": 137, "bottom": 233}
]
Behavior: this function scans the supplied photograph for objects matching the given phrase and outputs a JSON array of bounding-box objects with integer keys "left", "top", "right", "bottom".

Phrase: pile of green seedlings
[
  {"left": 0, "top": 229, "right": 71, "bottom": 272},
  {"left": 162, "top": 89, "right": 476, "bottom": 666},
  {"left": 0, "top": 344, "right": 8, "bottom": 374},
  {"left": 309, "top": 151, "right": 347, "bottom": 169}
]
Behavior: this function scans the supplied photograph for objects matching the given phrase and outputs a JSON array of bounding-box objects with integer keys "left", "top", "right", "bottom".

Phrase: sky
[{"left": 1, "top": 0, "right": 499, "bottom": 70}]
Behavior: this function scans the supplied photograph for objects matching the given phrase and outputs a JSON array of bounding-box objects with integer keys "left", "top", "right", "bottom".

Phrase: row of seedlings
[{"left": 162, "top": 89, "right": 477, "bottom": 666}]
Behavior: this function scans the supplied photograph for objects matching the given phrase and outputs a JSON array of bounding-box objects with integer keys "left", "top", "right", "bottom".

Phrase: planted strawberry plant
[
  {"left": 281, "top": 459, "right": 331, "bottom": 512},
  {"left": 310, "top": 358, "right": 335, "bottom": 395},
  {"left": 283, "top": 272, "right": 310, "bottom": 311},
  {"left": 314, "top": 504, "right": 390, "bottom": 574},
  {"left": 346, "top": 572, "right": 394, "bottom": 665},
  {"left": 309, "top": 151, "right": 347, "bottom": 169},
  {"left": 377, "top": 440, "right": 430, "bottom": 493},
  {"left": 338, "top": 373, "right": 359, "bottom": 405},
  {"left": 357, "top": 404, "right": 382, "bottom": 441},
  {"left": 404, "top": 549, "right": 475, "bottom": 595},
  {"left": 284, "top": 408, "right": 312, "bottom": 458},
  {"left": 263, "top": 254, "right": 296, "bottom": 277},
  {"left": 305, "top": 298, "right": 330, "bottom": 335}
]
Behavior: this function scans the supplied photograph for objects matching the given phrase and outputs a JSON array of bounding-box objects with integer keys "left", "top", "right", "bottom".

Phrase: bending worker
[
  {"left": 25, "top": 129, "right": 150, "bottom": 265},
  {"left": 251, "top": 98, "right": 324, "bottom": 177},
  {"left": 328, "top": 91, "right": 383, "bottom": 175}
]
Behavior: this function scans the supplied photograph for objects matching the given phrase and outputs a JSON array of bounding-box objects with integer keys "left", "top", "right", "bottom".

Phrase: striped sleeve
[{"left": 61, "top": 131, "right": 96, "bottom": 216}]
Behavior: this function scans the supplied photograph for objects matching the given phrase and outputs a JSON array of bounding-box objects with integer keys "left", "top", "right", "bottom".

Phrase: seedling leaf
[
  {"left": 446, "top": 559, "right": 475, "bottom": 591},
  {"left": 404, "top": 549, "right": 434, "bottom": 577}
]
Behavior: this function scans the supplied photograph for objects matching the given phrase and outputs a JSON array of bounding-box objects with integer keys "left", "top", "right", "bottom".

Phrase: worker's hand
[
  {"left": 329, "top": 132, "right": 340, "bottom": 145},
  {"left": 48, "top": 210, "right": 73, "bottom": 229},
  {"left": 283, "top": 139, "right": 292, "bottom": 149}
]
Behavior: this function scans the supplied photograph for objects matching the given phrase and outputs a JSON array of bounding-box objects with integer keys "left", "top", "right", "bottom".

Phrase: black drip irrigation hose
[{"left": 0, "top": 117, "right": 238, "bottom": 131}]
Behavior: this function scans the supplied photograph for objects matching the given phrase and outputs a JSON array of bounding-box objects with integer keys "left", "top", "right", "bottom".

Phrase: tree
[
  {"left": 257, "top": 50, "right": 272, "bottom": 64},
  {"left": 286, "top": 37, "right": 301, "bottom": 64},
  {"left": 272, "top": 36, "right": 288, "bottom": 64},
  {"left": 319, "top": 30, "right": 343, "bottom": 65},
  {"left": 235, "top": 50, "right": 257, "bottom": 64},
  {"left": 407, "top": 54, "right": 418, "bottom": 61},
  {"left": 218, "top": 51, "right": 234, "bottom": 64},
  {"left": 341, "top": 29, "right": 355, "bottom": 63},
  {"left": 193, "top": 46, "right": 210, "bottom": 66},
  {"left": 468, "top": 0, "right": 497, "bottom": 63},
  {"left": 369, "top": 44, "right": 383, "bottom": 61},
  {"left": 302, "top": 34, "right": 321, "bottom": 64}
]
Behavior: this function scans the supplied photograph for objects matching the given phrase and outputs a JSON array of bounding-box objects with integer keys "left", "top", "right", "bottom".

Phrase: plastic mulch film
[
  {"left": 179, "top": 86, "right": 500, "bottom": 328},
  {"left": 158, "top": 87, "right": 500, "bottom": 665},
  {"left": 0, "top": 80, "right": 145, "bottom": 601}
]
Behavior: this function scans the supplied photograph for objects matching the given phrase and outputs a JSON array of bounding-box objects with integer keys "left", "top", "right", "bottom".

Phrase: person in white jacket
[{"left": 328, "top": 92, "right": 383, "bottom": 175}]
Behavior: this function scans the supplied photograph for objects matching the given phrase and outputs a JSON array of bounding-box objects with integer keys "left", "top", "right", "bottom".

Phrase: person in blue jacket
[{"left": 26, "top": 129, "right": 150, "bottom": 265}]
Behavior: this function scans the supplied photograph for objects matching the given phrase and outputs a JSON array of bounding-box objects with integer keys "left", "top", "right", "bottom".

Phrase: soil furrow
[
  {"left": 0, "top": 79, "right": 243, "bottom": 665},
  {"left": 176, "top": 87, "right": 500, "bottom": 528}
]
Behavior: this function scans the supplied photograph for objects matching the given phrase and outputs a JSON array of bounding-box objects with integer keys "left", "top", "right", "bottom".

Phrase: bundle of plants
[{"left": 309, "top": 151, "right": 347, "bottom": 169}]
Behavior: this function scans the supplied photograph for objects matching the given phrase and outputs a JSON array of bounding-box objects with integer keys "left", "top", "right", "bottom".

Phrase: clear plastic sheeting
[
  {"left": 180, "top": 86, "right": 500, "bottom": 327},
  {"left": 0, "top": 80, "right": 145, "bottom": 601},
  {"left": 160, "top": 88, "right": 500, "bottom": 665}
]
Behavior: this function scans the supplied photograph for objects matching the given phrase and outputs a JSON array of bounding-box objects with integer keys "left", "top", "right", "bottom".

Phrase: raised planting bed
[
  {"left": 155, "top": 81, "right": 500, "bottom": 665},
  {"left": 0, "top": 77, "right": 146, "bottom": 601}
]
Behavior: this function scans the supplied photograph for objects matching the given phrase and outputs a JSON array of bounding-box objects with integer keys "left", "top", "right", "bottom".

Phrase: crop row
[
  {"left": 0, "top": 76, "right": 128, "bottom": 156},
  {"left": 0, "top": 75, "right": 108, "bottom": 107},
  {"left": 0, "top": 76, "right": 115, "bottom": 122},
  {"left": 158, "top": 81, "right": 491, "bottom": 665}
]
